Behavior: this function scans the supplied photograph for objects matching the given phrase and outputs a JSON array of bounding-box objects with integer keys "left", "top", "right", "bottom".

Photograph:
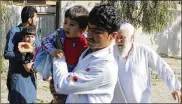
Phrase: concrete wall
[{"left": 135, "top": 11, "right": 181, "bottom": 58}]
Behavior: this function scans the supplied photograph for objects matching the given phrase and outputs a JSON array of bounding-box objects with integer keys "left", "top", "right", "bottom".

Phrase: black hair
[
  {"left": 21, "top": 6, "right": 37, "bottom": 23},
  {"left": 88, "top": 4, "right": 121, "bottom": 34},
  {"left": 65, "top": 5, "right": 89, "bottom": 30},
  {"left": 21, "top": 26, "right": 36, "bottom": 37}
]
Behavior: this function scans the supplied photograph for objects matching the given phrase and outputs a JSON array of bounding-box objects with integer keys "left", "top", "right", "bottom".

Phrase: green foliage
[
  {"left": 0, "top": 1, "right": 12, "bottom": 73},
  {"left": 101, "top": 1, "right": 179, "bottom": 34},
  {"left": 0, "top": 1, "right": 13, "bottom": 32},
  {"left": 0, "top": 56, "right": 7, "bottom": 73}
]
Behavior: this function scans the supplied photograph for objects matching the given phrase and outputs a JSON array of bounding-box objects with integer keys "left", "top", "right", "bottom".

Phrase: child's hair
[
  {"left": 88, "top": 4, "right": 121, "bottom": 34},
  {"left": 65, "top": 5, "right": 89, "bottom": 30},
  {"left": 21, "top": 26, "right": 36, "bottom": 37}
]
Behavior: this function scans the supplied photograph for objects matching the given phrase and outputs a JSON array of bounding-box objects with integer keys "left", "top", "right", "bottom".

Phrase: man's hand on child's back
[{"left": 53, "top": 49, "right": 64, "bottom": 58}]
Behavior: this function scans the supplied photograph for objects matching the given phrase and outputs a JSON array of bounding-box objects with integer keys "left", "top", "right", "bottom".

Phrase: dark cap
[{"left": 22, "top": 26, "right": 36, "bottom": 36}]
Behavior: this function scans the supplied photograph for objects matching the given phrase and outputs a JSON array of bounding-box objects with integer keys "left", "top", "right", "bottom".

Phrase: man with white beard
[{"left": 112, "top": 23, "right": 182, "bottom": 103}]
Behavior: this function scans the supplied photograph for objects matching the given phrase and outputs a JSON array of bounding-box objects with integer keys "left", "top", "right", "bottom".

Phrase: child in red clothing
[{"left": 41, "top": 5, "right": 89, "bottom": 103}]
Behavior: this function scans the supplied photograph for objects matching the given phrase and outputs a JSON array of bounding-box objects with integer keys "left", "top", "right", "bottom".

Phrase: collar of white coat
[{"left": 90, "top": 43, "right": 114, "bottom": 58}]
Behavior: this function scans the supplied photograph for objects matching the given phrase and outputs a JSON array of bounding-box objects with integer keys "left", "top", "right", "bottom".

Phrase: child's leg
[
  {"left": 49, "top": 79, "right": 67, "bottom": 103},
  {"left": 50, "top": 56, "right": 68, "bottom": 103}
]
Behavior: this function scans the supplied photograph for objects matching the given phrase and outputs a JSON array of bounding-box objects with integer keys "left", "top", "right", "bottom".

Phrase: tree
[
  {"left": 0, "top": 1, "right": 12, "bottom": 31},
  {"left": 0, "top": 1, "right": 12, "bottom": 73},
  {"left": 0, "top": 1, "right": 12, "bottom": 54},
  {"left": 101, "top": 0, "right": 179, "bottom": 34}
]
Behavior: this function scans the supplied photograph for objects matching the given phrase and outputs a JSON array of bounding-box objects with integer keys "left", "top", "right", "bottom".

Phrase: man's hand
[
  {"left": 18, "top": 42, "right": 33, "bottom": 53},
  {"left": 52, "top": 49, "right": 64, "bottom": 58},
  {"left": 172, "top": 89, "right": 182, "bottom": 103}
]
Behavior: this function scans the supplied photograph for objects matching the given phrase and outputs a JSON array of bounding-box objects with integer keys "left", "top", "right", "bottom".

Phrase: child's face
[
  {"left": 23, "top": 35, "right": 35, "bottom": 45},
  {"left": 63, "top": 17, "right": 82, "bottom": 38}
]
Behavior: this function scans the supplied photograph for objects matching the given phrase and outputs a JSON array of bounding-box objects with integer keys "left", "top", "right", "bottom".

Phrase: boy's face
[
  {"left": 23, "top": 35, "right": 35, "bottom": 45},
  {"left": 63, "top": 17, "right": 82, "bottom": 38},
  {"left": 87, "top": 23, "right": 115, "bottom": 51}
]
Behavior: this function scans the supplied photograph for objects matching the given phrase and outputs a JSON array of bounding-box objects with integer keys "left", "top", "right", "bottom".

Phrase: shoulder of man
[
  {"left": 8, "top": 26, "right": 21, "bottom": 33},
  {"left": 134, "top": 42, "right": 154, "bottom": 54},
  {"left": 94, "top": 52, "right": 116, "bottom": 65}
]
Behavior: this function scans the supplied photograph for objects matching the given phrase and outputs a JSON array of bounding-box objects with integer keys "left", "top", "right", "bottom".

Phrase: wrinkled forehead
[{"left": 118, "top": 29, "right": 128, "bottom": 37}]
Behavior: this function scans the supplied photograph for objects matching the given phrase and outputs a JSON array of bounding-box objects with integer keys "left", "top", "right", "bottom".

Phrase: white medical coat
[
  {"left": 53, "top": 44, "right": 118, "bottom": 103},
  {"left": 112, "top": 43, "right": 181, "bottom": 103}
]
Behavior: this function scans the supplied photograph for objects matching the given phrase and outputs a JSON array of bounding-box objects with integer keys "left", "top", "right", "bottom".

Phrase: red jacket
[{"left": 64, "top": 34, "right": 87, "bottom": 65}]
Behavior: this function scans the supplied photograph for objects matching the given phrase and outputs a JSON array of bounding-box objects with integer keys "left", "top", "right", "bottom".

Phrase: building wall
[
  {"left": 2, "top": 1, "right": 181, "bottom": 58},
  {"left": 135, "top": 11, "right": 181, "bottom": 58}
]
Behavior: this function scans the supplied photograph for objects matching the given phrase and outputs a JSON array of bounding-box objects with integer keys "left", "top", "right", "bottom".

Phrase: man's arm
[
  {"left": 23, "top": 52, "right": 34, "bottom": 72},
  {"left": 148, "top": 48, "right": 181, "bottom": 92},
  {"left": 148, "top": 47, "right": 181, "bottom": 103},
  {"left": 53, "top": 57, "right": 117, "bottom": 94}
]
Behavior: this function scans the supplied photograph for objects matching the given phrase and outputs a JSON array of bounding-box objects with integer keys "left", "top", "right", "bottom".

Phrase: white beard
[{"left": 116, "top": 42, "right": 132, "bottom": 59}]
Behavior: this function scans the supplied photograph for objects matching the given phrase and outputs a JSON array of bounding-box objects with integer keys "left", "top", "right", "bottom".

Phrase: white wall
[{"left": 135, "top": 11, "right": 181, "bottom": 58}]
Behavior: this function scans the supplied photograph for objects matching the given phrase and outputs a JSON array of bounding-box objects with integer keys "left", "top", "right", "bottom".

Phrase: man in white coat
[
  {"left": 112, "top": 23, "right": 182, "bottom": 103},
  {"left": 52, "top": 4, "right": 121, "bottom": 103}
]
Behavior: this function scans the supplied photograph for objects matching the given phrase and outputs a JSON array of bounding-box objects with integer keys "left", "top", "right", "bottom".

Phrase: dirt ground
[{"left": 1, "top": 57, "right": 181, "bottom": 103}]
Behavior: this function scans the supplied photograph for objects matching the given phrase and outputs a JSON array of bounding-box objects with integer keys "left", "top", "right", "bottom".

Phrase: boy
[
  {"left": 41, "top": 5, "right": 89, "bottom": 103},
  {"left": 6, "top": 26, "right": 37, "bottom": 103},
  {"left": 18, "top": 26, "right": 41, "bottom": 73}
]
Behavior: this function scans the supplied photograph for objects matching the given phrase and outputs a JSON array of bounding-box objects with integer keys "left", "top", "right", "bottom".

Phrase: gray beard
[{"left": 116, "top": 42, "right": 132, "bottom": 58}]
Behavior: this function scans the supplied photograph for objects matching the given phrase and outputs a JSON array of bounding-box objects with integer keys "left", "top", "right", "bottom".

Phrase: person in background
[{"left": 112, "top": 23, "right": 182, "bottom": 103}]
